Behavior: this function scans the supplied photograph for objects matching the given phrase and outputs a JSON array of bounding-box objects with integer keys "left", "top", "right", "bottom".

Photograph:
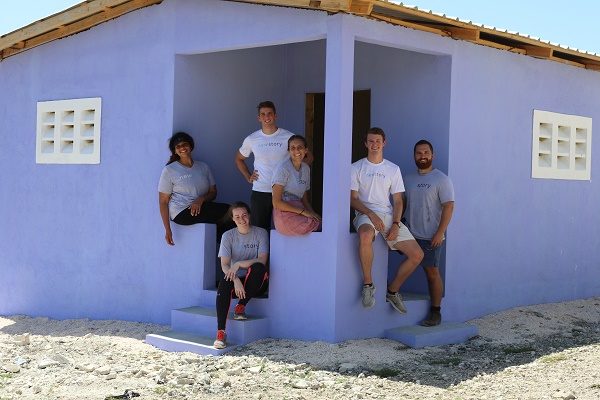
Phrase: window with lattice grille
[
  {"left": 531, "top": 110, "right": 591, "bottom": 180},
  {"left": 36, "top": 98, "right": 101, "bottom": 164}
]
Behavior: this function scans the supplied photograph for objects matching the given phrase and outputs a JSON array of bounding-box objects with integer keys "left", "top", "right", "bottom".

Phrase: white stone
[
  {"left": 2, "top": 364, "right": 20, "bottom": 373},
  {"left": 38, "top": 358, "right": 60, "bottom": 369},
  {"left": 96, "top": 366, "right": 111, "bottom": 375},
  {"left": 248, "top": 365, "right": 262, "bottom": 373},
  {"left": 292, "top": 379, "right": 309, "bottom": 389},
  {"left": 226, "top": 366, "right": 242, "bottom": 375}
]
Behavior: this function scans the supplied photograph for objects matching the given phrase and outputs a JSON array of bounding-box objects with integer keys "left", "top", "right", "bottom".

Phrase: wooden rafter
[{"left": 0, "top": 0, "right": 162, "bottom": 60}]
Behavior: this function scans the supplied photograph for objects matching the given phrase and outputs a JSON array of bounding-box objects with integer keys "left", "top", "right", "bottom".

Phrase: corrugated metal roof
[{"left": 1, "top": 0, "right": 599, "bottom": 71}]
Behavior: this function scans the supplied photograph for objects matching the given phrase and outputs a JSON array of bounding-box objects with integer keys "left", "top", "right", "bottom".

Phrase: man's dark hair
[
  {"left": 414, "top": 139, "right": 434, "bottom": 154},
  {"left": 257, "top": 101, "right": 276, "bottom": 114},
  {"left": 364, "top": 127, "right": 386, "bottom": 142}
]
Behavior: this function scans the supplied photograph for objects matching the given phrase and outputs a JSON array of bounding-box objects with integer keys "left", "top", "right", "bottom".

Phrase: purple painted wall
[{"left": 1, "top": 0, "right": 599, "bottom": 338}]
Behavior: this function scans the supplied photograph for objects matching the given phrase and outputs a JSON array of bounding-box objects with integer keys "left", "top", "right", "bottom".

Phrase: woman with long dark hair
[
  {"left": 158, "top": 132, "right": 230, "bottom": 245},
  {"left": 271, "top": 135, "right": 321, "bottom": 235}
]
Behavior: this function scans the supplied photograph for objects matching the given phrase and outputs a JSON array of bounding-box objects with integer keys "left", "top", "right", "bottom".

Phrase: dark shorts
[{"left": 416, "top": 238, "right": 444, "bottom": 268}]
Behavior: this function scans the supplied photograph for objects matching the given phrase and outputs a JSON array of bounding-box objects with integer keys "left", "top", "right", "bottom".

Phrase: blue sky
[{"left": 1, "top": 1, "right": 599, "bottom": 54}]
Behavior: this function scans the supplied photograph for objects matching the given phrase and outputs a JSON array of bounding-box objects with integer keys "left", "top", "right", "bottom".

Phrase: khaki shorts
[{"left": 353, "top": 212, "right": 415, "bottom": 249}]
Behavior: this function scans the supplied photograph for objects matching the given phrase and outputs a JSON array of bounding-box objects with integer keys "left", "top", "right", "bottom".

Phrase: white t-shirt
[
  {"left": 350, "top": 158, "right": 405, "bottom": 215},
  {"left": 239, "top": 128, "right": 294, "bottom": 193},
  {"left": 157, "top": 161, "right": 215, "bottom": 220},
  {"left": 272, "top": 159, "right": 310, "bottom": 202}
]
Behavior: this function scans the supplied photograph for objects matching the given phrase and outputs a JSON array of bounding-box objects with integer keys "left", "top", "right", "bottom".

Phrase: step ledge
[
  {"left": 146, "top": 331, "right": 239, "bottom": 355},
  {"left": 385, "top": 322, "right": 478, "bottom": 348}
]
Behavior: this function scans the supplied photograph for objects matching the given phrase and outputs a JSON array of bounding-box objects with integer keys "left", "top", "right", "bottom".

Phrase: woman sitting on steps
[{"left": 214, "top": 202, "right": 269, "bottom": 349}]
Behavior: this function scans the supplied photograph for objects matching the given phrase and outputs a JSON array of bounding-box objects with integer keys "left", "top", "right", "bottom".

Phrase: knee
[
  {"left": 249, "top": 262, "right": 266, "bottom": 275},
  {"left": 358, "top": 230, "right": 374, "bottom": 247},
  {"left": 408, "top": 246, "right": 424, "bottom": 264}
]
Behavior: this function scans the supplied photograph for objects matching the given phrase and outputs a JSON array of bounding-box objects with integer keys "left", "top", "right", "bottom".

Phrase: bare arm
[
  {"left": 272, "top": 184, "right": 303, "bottom": 213},
  {"left": 235, "top": 151, "right": 258, "bottom": 183},
  {"left": 222, "top": 253, "right": 269, "bottom": 281},
  {"left": 159, "top": 192, "right": 174, "bottom": 245},
  {"left": 189, "top": 184, "right": 218, "bottom": 216},
  {"left": 431, "top": 201, "right": 454, "bottom": 247},
  {"left": 384, "top": 192, "right": 404, "bottom": 241}
]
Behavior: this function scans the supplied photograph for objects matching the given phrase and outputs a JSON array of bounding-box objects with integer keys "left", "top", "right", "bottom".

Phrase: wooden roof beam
[
  {"left": 444, "top": 26, "right": 479, "bottom": 41},
  {"left": 1, "top": 0, "right": 162, "bottom": 60},
  {"left": 370, "top": 13, "right": 449, "bottom": 36},
  {"left": 349, "top": 0, "right": 374, "bottom": 15},
  {"left": 475, "top": 38, "right": 526, "bottom": 55},
  {"left": 522, "top": 44, "right": 553, "bottom": 59}
]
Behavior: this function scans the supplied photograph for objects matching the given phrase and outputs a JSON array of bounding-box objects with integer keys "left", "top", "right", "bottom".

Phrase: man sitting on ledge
[{"left": 350, "top": 127, "right": 423, "bottom": 313}]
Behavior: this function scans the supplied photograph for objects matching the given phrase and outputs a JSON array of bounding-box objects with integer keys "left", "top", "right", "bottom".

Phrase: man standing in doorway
[
  {"left": 404, "top": 139, "right": 454, "bottom": 326},
  {"left": 351, "top": 127, "right": 423, "bottom": 313},
  {"left": 235, "top": 101, "right": 309, "bottom": 230}
]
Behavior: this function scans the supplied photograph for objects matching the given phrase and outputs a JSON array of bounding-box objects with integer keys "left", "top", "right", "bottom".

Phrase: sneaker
[
  {"left": 361, "top": 284, "right": 376, "bottom": 308},
  {"left": 213, "top": 330, "right": 227, "bottom": 349},
  {"left": 233, "top": 303, "right": 247, "bottom": 320},
  {"left": 421, "top": 310, "right": 442, "bottom": 327},
  {"left": 386, "top": 291, "right": 407, "bottom": 314}
]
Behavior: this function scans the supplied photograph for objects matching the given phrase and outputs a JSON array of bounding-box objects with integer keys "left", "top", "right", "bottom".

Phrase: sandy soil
[{"left": 1, "top": 297, "right": 599, "bottom": 400}]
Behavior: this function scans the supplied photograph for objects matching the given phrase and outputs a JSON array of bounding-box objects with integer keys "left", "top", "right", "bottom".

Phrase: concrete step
[
  {"left": 145, "top": 330, "right": 237, "bottom": 356},
  {"left": 385, "top": 322, "right": 478, "bottom": 348},
  {"left": 198, "top": 289, "right": 270, "bottom": 315},
  {"left": 171, "top": 306, "right": 270, "bottom": 345}
]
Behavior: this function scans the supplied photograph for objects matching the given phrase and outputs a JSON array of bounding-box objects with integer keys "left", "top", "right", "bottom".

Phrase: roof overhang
[{"left": 2, "top": 0, "right": 600, "bottom": 72}]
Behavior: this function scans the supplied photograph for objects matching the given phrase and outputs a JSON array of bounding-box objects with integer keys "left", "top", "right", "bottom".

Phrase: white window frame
[
  {"left": 531, "top": 110, "right": 592, "bottom": 180},
  {"left": 36, "top": 97, "right": 102, "bottom": 164}
]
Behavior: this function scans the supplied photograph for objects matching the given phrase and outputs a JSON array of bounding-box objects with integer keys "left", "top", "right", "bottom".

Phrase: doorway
[{"left": 305, "top": 89, "right": 371, "bottom": 217}]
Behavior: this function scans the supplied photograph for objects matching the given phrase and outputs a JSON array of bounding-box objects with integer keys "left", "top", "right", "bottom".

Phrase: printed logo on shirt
[
  {"left": 244, "top": 243, "right": 259, "bottom": 249},
  {"left": 297, "top": 178, "right": 307, "bottom": 185},
  {"left": 366, "top": 172, "right": 386, "bottom": 178},
  {"left": 258, "top": 142, "right": 284, "bottom": 148},
  {"left": 175, "top": 174, "right": 192, "bottom": 181},
  {"left": 417, "top": 183, "right": 431, "bottom": 189}
]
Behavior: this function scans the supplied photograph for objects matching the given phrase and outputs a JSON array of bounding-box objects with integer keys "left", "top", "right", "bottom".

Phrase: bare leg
[
  {"left": 388, "top": 240, "right": 423, "bottom": 292},
  {"left": 357, "top": 225, "right": 376, "bottom": 284},
  {"left": 424, "top": 266, "right": 443, "bottom": 307}
]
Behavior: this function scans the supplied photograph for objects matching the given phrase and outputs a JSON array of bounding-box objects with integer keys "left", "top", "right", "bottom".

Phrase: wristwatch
[{"left": 393, "top": 221, "right": 401, "bottom": 227}]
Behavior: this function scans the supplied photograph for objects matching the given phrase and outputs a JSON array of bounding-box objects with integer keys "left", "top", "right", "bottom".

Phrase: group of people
[
  {"left": 157, "top": 101, "right": 454, "bottom": 349},
  {"left": 351, "top": 127, "right": 454, "bottom": 327}
]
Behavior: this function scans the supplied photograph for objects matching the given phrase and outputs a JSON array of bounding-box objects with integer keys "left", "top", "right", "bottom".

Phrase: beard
[{"left": 415, "top": 158, "right": 432, "bottom": 170}]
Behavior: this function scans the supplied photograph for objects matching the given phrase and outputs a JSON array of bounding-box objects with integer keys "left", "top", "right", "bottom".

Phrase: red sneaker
[
  {"left": 213, "top": 330, "right": 227, "bottom": 349},
  {"left": 233, "top": 303, "right": 247, "bottom": 320}
]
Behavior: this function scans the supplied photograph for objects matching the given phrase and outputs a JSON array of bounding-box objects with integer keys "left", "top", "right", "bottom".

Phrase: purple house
[{"left": 1, "top": 0, "right": 599, "bottom": 354}]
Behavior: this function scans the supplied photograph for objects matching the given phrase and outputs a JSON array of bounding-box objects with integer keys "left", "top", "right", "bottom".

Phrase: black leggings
[
  {"left": 250, "top": 191, "right": 273, "bottom": 231},
  {"left": 172, "top": 201, "right": 233, "bottom": 239},
  {"left": 216, "top": 262, "right": 268, "bottom": 330}
]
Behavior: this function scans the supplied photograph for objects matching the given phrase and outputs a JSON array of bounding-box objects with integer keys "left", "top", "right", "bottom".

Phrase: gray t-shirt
[
  {"left": 218, "top": 226, "right": 269, "bottom": 272},
  {"left": 272, "top": 159, "right": 310, "bottom": 201},
  {"left": 157, "top": 161, "right": 215, "bottom": 220},
  {"left": 404, "top": 169, "right": 454, "bottom": 240}
]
